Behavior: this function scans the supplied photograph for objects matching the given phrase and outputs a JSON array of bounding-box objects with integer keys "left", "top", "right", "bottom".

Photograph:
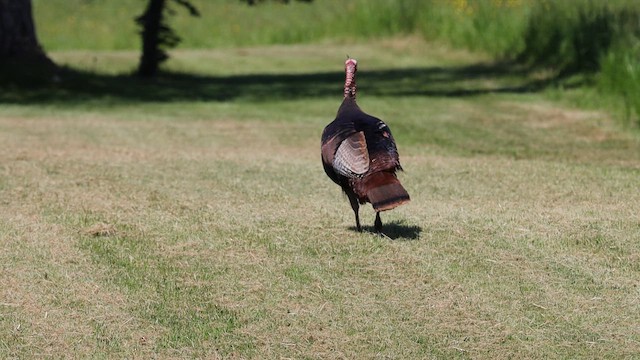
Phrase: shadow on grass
[
  {"left": 0, "top": 61, "right": 577, "bottom": 105},
  {"left": 350, "top": 221, "right": 422, "bottom": 241}
]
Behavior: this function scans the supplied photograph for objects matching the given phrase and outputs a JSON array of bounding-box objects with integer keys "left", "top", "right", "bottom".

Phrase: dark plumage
[{"left": 321, "top": 58, "right": 410, "bottom": 233}]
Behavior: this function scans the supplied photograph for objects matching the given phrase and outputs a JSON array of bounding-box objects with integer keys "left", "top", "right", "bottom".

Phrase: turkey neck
[{"left": 344, "top": 60, "right": 357, "bottom": 100}]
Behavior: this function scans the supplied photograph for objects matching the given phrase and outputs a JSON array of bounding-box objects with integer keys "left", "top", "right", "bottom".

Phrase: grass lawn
[{"left": 1, "top": 38, "right": 639, "bottom": 359}]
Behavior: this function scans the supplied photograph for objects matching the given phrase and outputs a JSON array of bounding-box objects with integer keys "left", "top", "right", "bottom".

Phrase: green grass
[
  {"left": 32, "top": 0, "right": 640, "bottom": 125},
  {"left": 32, "top": 0, "right": 422, "bottom": 50},
  {"left": 1, "top": 39, "right": 640, "bottom": 358}
]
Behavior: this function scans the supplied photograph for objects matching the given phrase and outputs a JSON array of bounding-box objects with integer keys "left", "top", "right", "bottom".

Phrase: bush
[
  {"left": 414, "top": 0, "right": 640, "bottom": 126},
  {"left": 517, "top": 2, "right": 613, "bottom": 74}
]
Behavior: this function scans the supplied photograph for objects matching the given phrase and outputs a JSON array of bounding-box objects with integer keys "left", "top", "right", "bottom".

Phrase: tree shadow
[
  {"left": 0, "top": 60, "right": 576, "bottom": 105},
  {"left": 349, "top": 221, "right": 422, "bottom": 241}
]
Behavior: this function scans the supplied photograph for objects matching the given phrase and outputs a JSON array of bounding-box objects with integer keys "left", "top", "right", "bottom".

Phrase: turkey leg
[
  {"left": 347, "top": 192, "right": 361, "bottom": 232},
  {"left": 374, "top": 212, "right": 382, "bottom": 233}
]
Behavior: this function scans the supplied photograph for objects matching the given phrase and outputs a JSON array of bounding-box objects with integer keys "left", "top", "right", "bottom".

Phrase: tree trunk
[
  {"left": 137, "top": 0, "right": 165, "bottom": 78},
  {"left": 0, "top": 0, "right": 52, "bottom": 64}
]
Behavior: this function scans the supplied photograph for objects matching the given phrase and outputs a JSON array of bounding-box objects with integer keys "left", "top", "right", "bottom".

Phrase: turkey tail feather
[{"left": 364, "top": 172, "right": 410, "bottom": 212}]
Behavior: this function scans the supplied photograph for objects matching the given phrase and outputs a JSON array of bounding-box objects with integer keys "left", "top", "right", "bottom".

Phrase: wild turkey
[{"left": 321, "top": 58, "right": 410, "bottom": 233}]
